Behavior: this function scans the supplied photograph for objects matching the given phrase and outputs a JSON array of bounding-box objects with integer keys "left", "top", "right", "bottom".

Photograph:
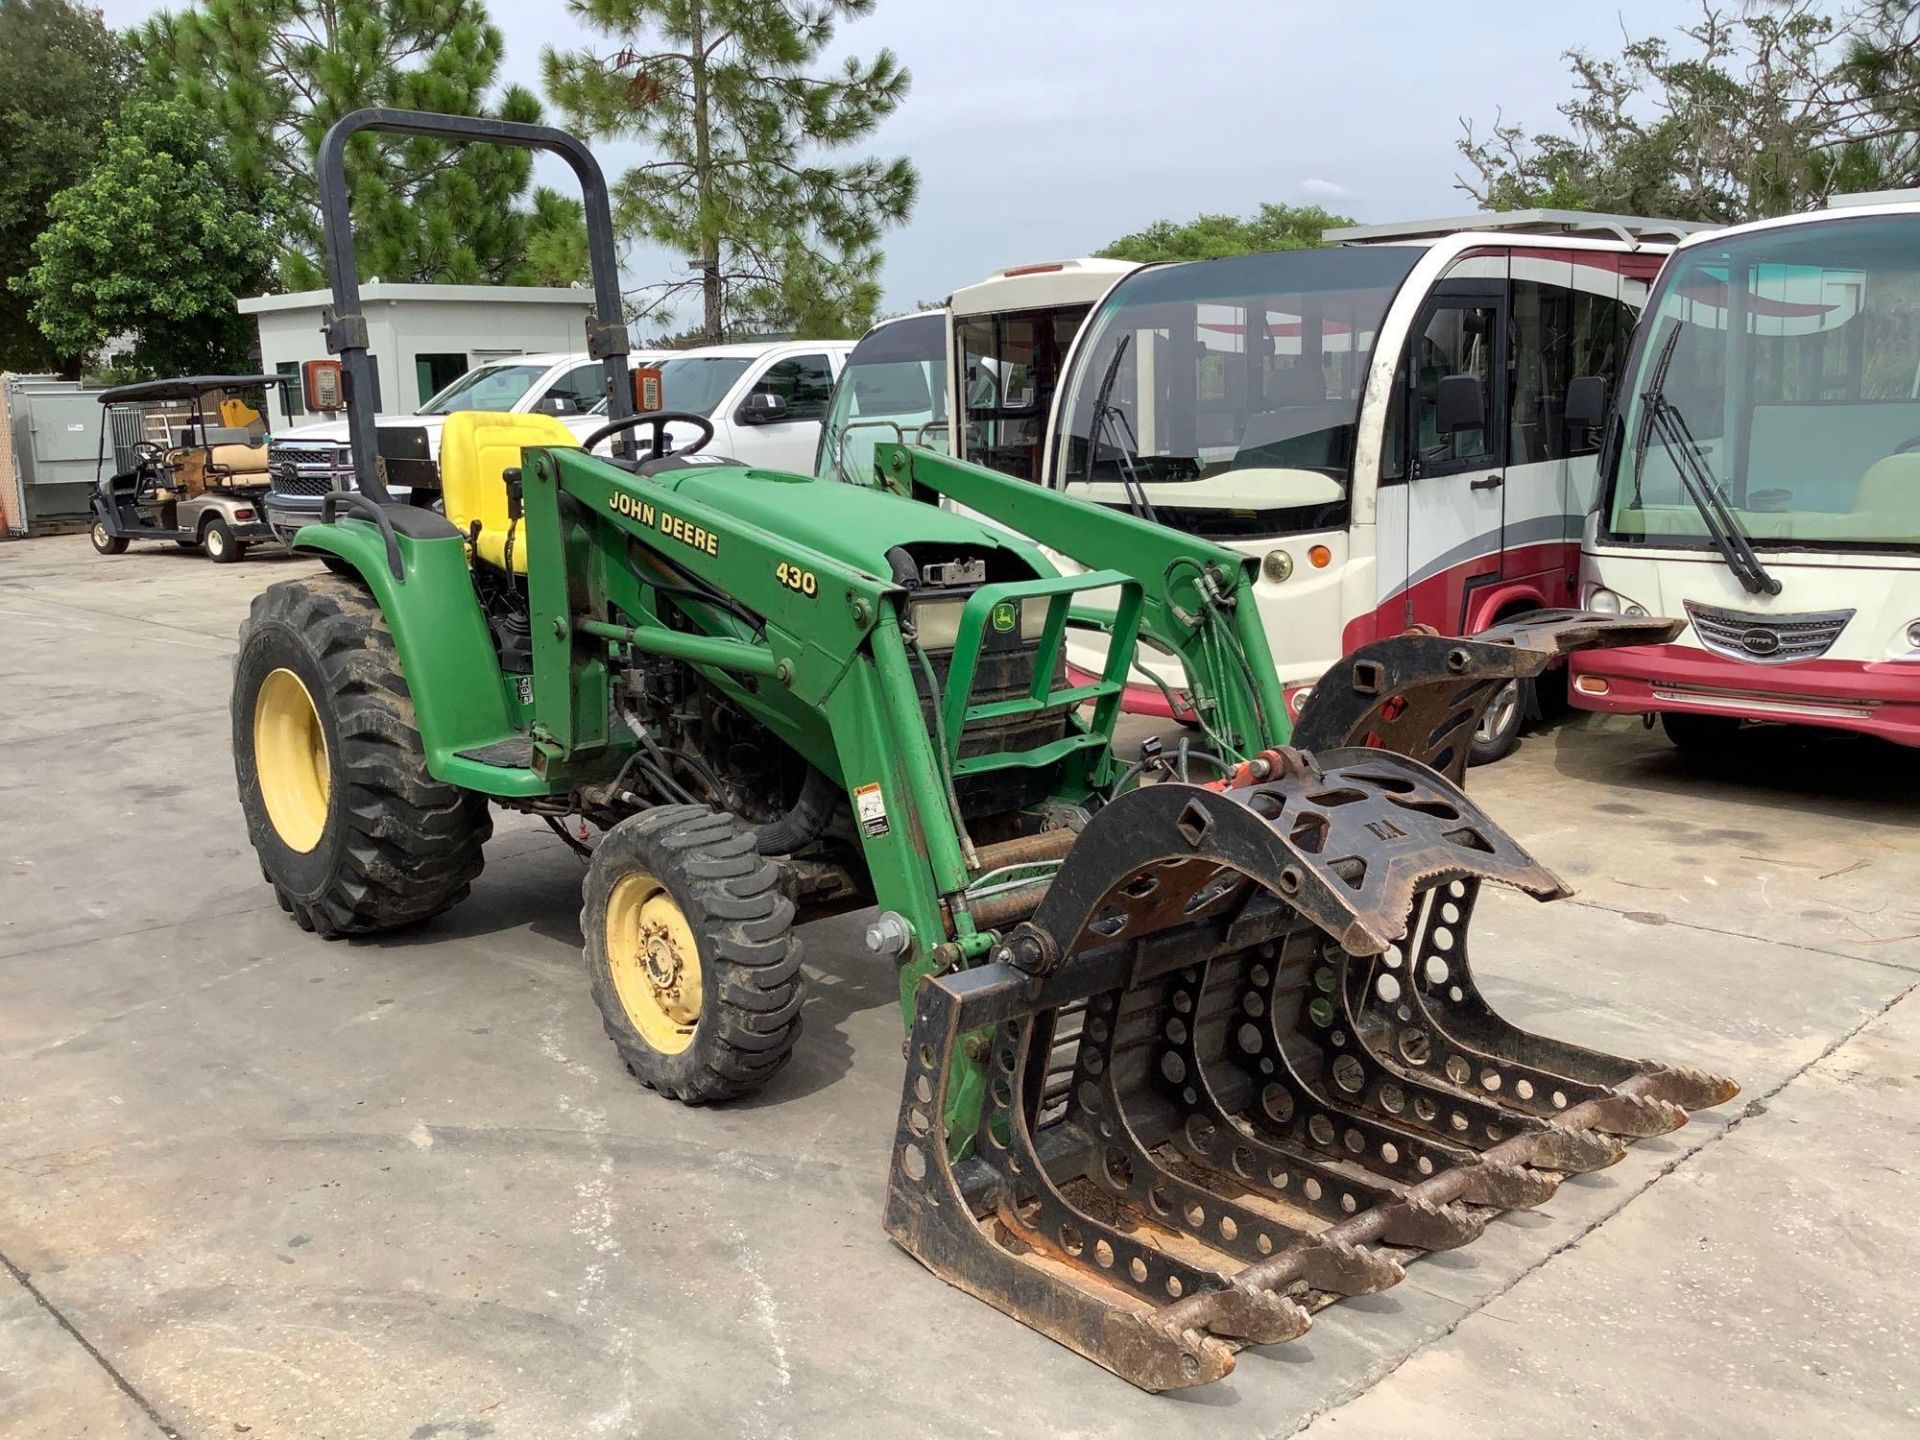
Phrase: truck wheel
[
  {"left": 1661, "top": 711, "right": 1743, "bottom": 752},
  {"left": 91, "top": 519, "right": 128, "bottom": 555},
  {"left": 1468, "top": 677, "right": 1530, "bottom": 767},
  {"left": 583, "top": 805, "right": 805, "bottom": 1103},
  {"left": 204, "top": 518, "right": 245, "bottom": 564},
  {"left": 233, "top": 576, "right": 492, "bottom": 936}
]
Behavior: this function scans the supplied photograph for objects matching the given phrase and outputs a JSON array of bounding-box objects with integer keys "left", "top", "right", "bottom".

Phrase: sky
[{"left": 98, "top": 0, "right": 1697, "bottom": 312}]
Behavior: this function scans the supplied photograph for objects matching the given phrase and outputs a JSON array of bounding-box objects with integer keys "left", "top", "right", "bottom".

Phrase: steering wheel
[
  {"left": 131, "top": 440, "right": 166, "bottom": 464},
  {"left": 581, "top": 410, "right": 715, "bottom": 461}
]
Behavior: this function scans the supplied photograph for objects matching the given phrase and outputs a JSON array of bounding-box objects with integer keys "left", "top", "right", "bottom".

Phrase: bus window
[
  {"left": 957, "top": 306, "right": 1091, "bottom": 482},
  {"left": 1412, "top": 302, "right": 1500, "bottom": 474}
]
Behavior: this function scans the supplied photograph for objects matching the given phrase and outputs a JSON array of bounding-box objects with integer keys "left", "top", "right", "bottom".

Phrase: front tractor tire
[
  {"left": 583, "top": 806, "right": 805, "bottom": 1103},
  {"left": 232, "top": 576, "right": 491, "bottom": 936}
]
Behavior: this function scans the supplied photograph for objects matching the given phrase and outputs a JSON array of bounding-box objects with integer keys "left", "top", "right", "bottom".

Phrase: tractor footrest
[{"left": 455, "top": 737, "right": 535, "bottom": 768}]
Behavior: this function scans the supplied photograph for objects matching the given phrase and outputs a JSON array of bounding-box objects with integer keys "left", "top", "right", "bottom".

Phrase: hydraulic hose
[{"left": 752, "top": 764, "right": 839, "bottom": 856}]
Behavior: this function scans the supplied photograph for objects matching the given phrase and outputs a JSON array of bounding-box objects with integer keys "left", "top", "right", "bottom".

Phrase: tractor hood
[{"left": 653, "top": 464, "right": 1057, "bottom": 588}]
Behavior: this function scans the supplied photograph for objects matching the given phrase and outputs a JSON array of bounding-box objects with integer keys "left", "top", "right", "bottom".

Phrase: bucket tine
[
  {"left": 1214, "top": 937, "right": 1566, "bottom": 1208},
  {"left": 1401, "top": 879, "right": 1737, "bottom": 1117}
]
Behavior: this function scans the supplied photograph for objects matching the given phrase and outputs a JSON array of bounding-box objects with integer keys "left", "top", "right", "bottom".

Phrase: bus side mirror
[
  {"left": 1563, "top": 375, "right": 1608, "bottom": 431},
  {"left": 1435, "top": 374, "right": 1485, "bottom": 436}
]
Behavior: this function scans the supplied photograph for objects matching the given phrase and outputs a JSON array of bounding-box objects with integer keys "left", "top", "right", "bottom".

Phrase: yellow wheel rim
[
  {"left": 605, "top": 871, "right": 702, "bottom": 1055},
  {"left": 254, "top": 668, "right": 332, "bottom": 853}
]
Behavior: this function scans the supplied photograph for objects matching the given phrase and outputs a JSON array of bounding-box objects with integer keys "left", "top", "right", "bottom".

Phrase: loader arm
[{"left": 873, "top": 442, "right": 1291, "bottom": 757}]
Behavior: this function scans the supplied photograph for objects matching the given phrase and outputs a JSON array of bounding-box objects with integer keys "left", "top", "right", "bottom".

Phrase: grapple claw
[
  {"left": 885, "top": 724, "right": 1733, "bottom": 1392},
  {"left": 1380, "top": 1198, "right": 1486, "bottom": 1251},
  {"left": 1584, "top": 1092, "right": 1690, "bottom": 1138},
  {"left": 1201, "top": 1285, "right": 1314, "bottom": 1344},
  {"left": 1527, "top": 1125, "right": 1629, "bottom": 1174},
  {"left": 1293, "top": 1238, "right": 1403, "bottom": 1296},
  {"left": 1456, "top": 1161, "right": 1559, "bottom": 1210},
  {"left": 1637, "top": 1063, "right": 1741, "bottom": 1111}
]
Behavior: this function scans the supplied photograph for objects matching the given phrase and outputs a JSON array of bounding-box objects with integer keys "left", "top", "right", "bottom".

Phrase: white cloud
[{"left": 1300, "top": 178, "right": 1356, "bottom": 201}]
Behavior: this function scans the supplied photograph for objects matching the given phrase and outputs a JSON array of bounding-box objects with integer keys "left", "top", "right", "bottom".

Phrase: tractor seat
[{"left": 438, "top": 412, "right": 581, "bottom": 572}]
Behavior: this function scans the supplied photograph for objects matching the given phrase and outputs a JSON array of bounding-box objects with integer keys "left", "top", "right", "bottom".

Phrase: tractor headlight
[{"left": 907, "top": 595, "right": 1046, "bottom": 650}]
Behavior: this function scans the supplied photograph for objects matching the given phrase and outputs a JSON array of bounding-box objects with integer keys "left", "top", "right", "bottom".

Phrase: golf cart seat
[
  {"left": 438, "top": 411, "right": 581, "bottom": 572},
  {"left": 207, "top": 441, "right": 271, "bottom": 481}
]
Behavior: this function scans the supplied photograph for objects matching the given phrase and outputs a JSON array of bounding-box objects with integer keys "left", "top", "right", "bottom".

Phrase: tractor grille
[
  {"left": 269, "top": 442, "right": 352, "bottom": 497},
  {"left": 1683, "top": 600, "right": 1854, "bottom": 665}
]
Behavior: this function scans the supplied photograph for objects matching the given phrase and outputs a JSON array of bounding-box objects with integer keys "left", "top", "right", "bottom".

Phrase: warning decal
[{"left": 854, "top": 781, "right": 890, "bottom": 838}]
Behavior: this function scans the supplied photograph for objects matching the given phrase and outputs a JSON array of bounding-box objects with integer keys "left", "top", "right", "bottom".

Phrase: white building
[{"left": 239, "top": 282, "right": 599, "bottom": 426}]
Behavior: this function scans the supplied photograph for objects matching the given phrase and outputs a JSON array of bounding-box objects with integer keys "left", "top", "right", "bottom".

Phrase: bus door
[{"left": 1400, "top": 275, "right": 1508, "bottom": 632}]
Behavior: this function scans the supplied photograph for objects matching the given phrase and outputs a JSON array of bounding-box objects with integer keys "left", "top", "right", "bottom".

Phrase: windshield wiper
[
  {"left": 1083, "top": 335, "right": 1157, "bottom": 524},
  {"left": 1630, "top": 328, "right": 1781, "bottom": 597}
]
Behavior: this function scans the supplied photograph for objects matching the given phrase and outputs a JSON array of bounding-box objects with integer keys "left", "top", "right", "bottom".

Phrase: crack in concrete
[
  {"left": 1563, "top": 895, "right": 1920, "bottom": 975},
  {"left": 1275, "top": 980, "right": 1918, "bottom": 1439},
  {"left": 0, "top": 1246, "right": 182, "bottom": 1439}
]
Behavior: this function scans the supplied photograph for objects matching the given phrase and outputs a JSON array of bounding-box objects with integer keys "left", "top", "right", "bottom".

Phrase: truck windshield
[
  {"left": 817, "top": 313, "right": 947, "bottom": 483},
  {"left": 419, "top": 363, "right": 548, "bottom": 414},
  {"left": 1603, "top": 212, "right": 1920, "bottom": 551},
  {"left": 1053, "top": 246, "right": 1421, "bottom": 538},
  {"left": 653, "top": 356, "right": 752, "bottom": 417}
]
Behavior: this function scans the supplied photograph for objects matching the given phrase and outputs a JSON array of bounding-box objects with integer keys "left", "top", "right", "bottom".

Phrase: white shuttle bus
[
  {"left": 1044, "top": 212, "right": 1701, "bottom": 760},
  {"left": 1569, "top": 197, "right": 1920, "bottom": 749}
]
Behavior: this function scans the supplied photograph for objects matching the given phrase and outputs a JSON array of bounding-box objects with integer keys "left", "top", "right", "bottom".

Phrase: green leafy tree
[
  {"left": 139, "top": 0, "right": 588, "bottom": 289},
  {"left": 1098, "top": 203, "right": 1355, "bottom": 263},
  {"left": 543, "top": 0, "right": 917, "bottom": 342},
  {"left": 0, "top": 0, "right": 129, "bottom": 374},
  {"left": 1457, "top": 1, "right": 1920, "bottom": 223},
  {"left": 20, "top": 99, "right": 276, "bottom": 379}
]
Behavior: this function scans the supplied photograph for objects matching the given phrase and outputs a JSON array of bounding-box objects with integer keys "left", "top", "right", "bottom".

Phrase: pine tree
[
  {"left": 543, "top": 0, "right": 916, "bottom": 341},
  {"left": 138, "top": 0, "right": 588, "bottom": 289}
]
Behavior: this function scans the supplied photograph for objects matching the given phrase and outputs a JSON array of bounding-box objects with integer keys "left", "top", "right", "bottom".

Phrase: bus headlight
[
  {"left": 1907, "top": 619, "right": 1920, "bottom": 650},
  {"left": 1262, "top": 549, "right": 1294, "bottom": 583},
  {"left": 1584, "top": 584, "right": 1648, "bottom": 618}
]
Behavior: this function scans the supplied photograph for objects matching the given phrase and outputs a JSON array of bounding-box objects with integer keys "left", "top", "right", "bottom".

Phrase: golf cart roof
[{"left": 95, "top": 374, "right": 282, "bottom": 405}]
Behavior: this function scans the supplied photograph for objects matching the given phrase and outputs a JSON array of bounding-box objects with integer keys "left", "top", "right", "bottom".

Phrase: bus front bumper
[{"left": 1568, "top": 643, "right": 1920, "bottom": 746}]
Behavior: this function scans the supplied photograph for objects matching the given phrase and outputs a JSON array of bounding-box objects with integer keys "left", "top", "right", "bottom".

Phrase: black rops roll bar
[{"left": 315, "top": 109, "right": 636, "bottom": 503}]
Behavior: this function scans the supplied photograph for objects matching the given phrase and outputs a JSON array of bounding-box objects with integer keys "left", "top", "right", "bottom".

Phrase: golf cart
[{"left": 89, "top": 374, "right": 282, "bottom": 563}]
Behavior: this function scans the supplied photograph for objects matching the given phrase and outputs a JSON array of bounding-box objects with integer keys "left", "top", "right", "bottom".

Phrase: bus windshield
[
  {"left": 1053, "top": 246, "right": 1422, "bottom": 538},
  {"left": 817, "top": 313, "right": 947, "bottom": 483},
  {"left": 1603, "top": 212, "right": 1920, "bottom": 551}
]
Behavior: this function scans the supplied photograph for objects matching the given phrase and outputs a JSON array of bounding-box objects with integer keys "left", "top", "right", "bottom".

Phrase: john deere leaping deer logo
[{"left": 990, "top": 600, "right": 1018, "bottom": 633}]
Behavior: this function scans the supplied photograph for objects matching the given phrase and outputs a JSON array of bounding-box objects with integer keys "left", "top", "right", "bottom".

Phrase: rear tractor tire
[
  {"left": 582, "top": 806, "right": 805, "bottom": 1103},
  {"left": 232, "top": 575, "right": 491, "bottom": 936}
]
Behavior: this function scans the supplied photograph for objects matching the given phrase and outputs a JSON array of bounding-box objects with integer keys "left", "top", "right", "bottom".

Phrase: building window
[
  {"left": 415, "top": 352, "right": 468, "bottom": 407},
  {"left": 275, "top": 361, "right": 303, "bottom": 418}
]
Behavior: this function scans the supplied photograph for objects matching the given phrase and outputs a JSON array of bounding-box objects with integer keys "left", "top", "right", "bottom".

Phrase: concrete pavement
[{"left": 2, "top": 533, "right": 1916, "bottom": 1438}]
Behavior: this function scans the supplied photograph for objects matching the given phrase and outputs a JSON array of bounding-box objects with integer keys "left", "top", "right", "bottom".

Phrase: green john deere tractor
[{"left": 232, "top": 109, "right": 1736, "bottom": 1393}]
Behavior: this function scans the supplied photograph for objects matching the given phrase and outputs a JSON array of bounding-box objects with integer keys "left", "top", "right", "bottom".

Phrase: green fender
[{"left": 291, "top": 517, "right": 545, "bottom": 797}]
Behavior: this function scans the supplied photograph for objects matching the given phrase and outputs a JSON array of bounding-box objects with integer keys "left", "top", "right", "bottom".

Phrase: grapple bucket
[{"left": 883, "top": 616, "right": 1737, "bottom": 1392}]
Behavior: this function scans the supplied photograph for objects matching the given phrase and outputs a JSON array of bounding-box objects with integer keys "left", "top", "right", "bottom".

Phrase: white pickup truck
[
  {"left": 265, "top": 339, "right": 851, "bottom": 539},
  {"left": 585, "top": 339, "right": 854, "bottom": 468}
]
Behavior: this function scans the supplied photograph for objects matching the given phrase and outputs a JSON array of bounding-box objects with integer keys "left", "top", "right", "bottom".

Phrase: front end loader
[{"left": 232, "top": 108, "right": 1736, "bottom": 1394}]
